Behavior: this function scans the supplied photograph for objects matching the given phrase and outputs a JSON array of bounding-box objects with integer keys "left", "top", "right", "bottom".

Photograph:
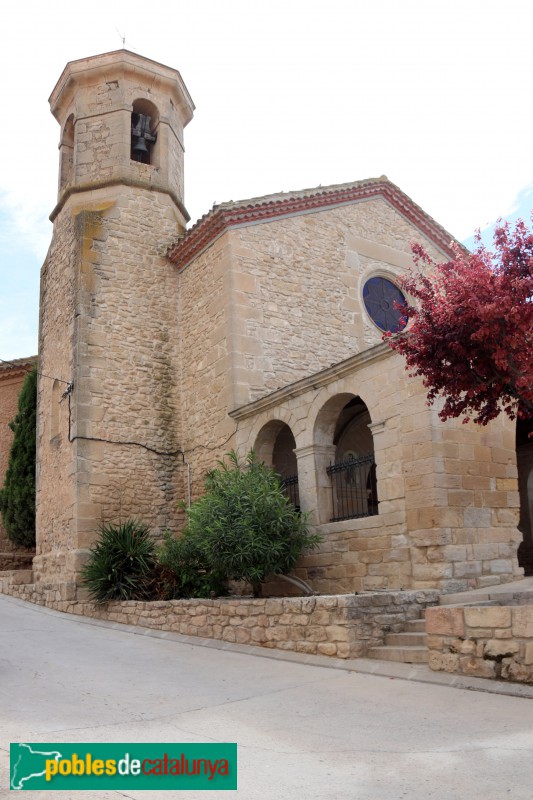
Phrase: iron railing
[
  {"left": 326, "top": 453, "right": 378, "bottom": 522},
  {"left": 280, "top": 473, "right": 300, "bottom": 511}
]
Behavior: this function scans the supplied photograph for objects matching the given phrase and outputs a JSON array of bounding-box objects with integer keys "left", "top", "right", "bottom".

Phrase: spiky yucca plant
[{"left": 81, "top": 520, "right": 156, "bottom": 604}]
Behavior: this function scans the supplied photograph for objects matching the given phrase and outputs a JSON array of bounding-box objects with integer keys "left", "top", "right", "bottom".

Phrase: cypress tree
[{"left": 0, "top": 367, "right": 37, "bottom": 547}]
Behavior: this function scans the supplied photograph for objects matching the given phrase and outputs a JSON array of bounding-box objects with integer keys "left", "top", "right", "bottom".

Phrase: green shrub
[
  {"left": 81, "top": 520, "right": 157, "bottom": 603},
  {"left": 0, "top": 367, "right": 37, "bottom": 548},
  {"left": 155, "top": 531, "right": 229, "bottom": 599},
  {"left": 183, "top": 450, "right": 321, "bottom": 596}
]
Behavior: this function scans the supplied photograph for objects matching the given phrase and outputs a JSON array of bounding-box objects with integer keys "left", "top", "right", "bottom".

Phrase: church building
[{"left": 4, "top": 49, "right": 532, "bottom": 598}]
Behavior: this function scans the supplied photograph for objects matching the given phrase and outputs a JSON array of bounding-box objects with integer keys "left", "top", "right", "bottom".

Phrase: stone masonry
[
  {"left": 426, "top": 602, "right": 533, "bottom": 682},
  {"left": 0, "top": 571, "right": 438, "bottom": 660},
  {"left": 170, "top": 185, "right": 523, "bottom": 594},
  {"left": 35, "top": 51, "right": 193, "bottom": 584},
  {"left": 6, "top": 47, "right": 526, "bottom": 598}
]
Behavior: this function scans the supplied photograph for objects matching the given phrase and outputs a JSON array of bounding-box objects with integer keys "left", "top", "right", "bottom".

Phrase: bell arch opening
[
  {"left": 59, "top": 114, "right": 75, "bottom": 192},
  {"left": 131, "top": 99, "right": 159, "bottom": 166}
]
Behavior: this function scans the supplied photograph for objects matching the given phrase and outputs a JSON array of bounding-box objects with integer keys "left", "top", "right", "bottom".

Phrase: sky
[{"left": 1, "top": 0, "right": 532, "bottom": 360}]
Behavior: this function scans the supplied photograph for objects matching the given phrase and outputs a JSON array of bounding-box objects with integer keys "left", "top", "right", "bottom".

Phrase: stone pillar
[
  {"left": 295, "top": 444, "right": 336, "bottom": 525},
  {"left": 402, "top": 398, "right": 523, "bottom": 592}
]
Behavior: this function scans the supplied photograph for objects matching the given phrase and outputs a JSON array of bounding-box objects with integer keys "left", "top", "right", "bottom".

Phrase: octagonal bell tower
[
  {"left": 50, "top": 49, "right": 194, "bottom": 219},
  {"left": 35, "top": 51, "right": 194, "bottom": 591}
]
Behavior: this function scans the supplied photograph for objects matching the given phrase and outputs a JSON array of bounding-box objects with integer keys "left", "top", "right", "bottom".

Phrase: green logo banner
[{"left": 10, "top": 742, "right": 237, "bottom": 791}]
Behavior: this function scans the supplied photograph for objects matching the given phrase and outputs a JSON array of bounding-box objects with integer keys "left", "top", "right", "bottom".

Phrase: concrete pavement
[{"left": 1, "top": 594, "right": 533, "bottom": 799}]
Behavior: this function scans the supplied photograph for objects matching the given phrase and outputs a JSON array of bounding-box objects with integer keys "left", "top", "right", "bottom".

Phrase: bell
[{"left": 132, "top": 136, "right": 149, "bottom": 160}]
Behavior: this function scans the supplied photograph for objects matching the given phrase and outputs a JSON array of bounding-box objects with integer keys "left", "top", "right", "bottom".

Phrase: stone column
[{"left": 295, "top": 444, "right": 336, "bottom": 525}]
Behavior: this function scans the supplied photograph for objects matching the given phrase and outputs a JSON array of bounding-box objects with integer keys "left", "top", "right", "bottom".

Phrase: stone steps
[
  {"left": 404, "top": 619, "right": 425, "bottom": 633},
  {"left": 366, "top": 617, "right": 429, "bottom": 663},
  {"left": 366, "top": 644, "right": 429, "bottom": 664},
  {"left": 438, "top": 577, "right": 533, "bottom": 607},
  {"left": 384, "top": 631, "right": 427, "bottom": 647}
]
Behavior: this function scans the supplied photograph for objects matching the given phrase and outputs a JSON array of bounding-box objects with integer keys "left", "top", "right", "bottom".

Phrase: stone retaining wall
[
  {"left": 426, "top": 604, "right": 533, "bottom": 682},
  {"left": 0, "top": 573, "right": 438, "bottom": 659},
  {"left": 0, "top": 552, "right": 34, "bottom": 571}
]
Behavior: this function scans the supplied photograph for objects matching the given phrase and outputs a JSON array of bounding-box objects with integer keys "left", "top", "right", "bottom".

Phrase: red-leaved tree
[{"left": 385, "top": 217, "right": 533, "bottom": 425}]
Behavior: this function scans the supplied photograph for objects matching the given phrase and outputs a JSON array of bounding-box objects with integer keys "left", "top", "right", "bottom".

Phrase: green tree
[
  {"left": 385, "top": 219, "right": 533, "bottom": 425},
  {"left": 182, "top": 450, "right": 321, "bottom": 597},
  {"left": 0, "top": 367, "right": 37, "bottom": 547}
]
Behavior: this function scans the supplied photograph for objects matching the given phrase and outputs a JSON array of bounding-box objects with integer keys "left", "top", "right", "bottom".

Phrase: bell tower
[
  {"left": 50, "top": 49, "right": 193, "bottom": 221},
  {"left": 35, "top": 51, "right": 194, "bottom": 590}
]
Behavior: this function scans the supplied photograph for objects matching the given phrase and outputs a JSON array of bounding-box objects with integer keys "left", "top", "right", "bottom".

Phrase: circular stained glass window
[{"left": 363, "top": 276, "right": 407, "bottom": 333}]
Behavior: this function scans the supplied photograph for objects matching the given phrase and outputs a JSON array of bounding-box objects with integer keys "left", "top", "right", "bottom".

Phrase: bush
[
  {"left": 0, "top": 367, "right": 37, "bottom": 548},
  {"left": 81, "top": 520, "right": 157, "bottom": 603},
  {"left": 182, "top": 450, "right": 321, "bottom": 596},
  {"left": 155, "top": 532, "right": 229, "bottom": 599}
]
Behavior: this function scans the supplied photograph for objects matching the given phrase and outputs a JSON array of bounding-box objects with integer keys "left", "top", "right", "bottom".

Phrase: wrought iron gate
[{"left": 326, "top": 453, "right": 378, "bottom": 522}]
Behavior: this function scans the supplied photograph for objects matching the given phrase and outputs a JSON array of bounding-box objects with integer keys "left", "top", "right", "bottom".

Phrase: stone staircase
[
  {"left": 365, "top": 579, "right": 533, "bottom": 665},
  {"left": 366, "top": 618, "right": 429, "bottom": 663}
]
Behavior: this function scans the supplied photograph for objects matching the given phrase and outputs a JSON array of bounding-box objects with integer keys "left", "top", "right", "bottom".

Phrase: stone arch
[
  {"left": 313, "top": 392, "right": 373, "bottom": 447},
  {"left": 313, "top": 393, "right": 377, "bottom": 523},
  {"left": 131, "top": 98, "right": 159, "bottom": 166},
  {"left": 253, "top": 419, "right": 299, "bottom": 508},
  {"left": 59, "top": 114, "right": 75, "bottom": 191},
  {"left": 254, "top": 419, "right": 297, "bottom": 476}
]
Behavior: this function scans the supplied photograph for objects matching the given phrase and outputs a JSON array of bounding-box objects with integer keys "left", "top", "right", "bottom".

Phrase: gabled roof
[{"left": 167, "top": 176, "right": 460, "bottom": 271}]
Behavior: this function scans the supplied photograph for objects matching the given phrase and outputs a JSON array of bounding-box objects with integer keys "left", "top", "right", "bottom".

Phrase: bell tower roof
[{"left": 49, "top": 49, "right": 194, "bottom": 125}]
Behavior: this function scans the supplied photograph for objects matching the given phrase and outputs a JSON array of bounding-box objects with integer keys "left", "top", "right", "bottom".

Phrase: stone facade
[
  {"left": 0, "top": 48, "right": 527, "bottom": 598},
  {"left": 0, "top": 359, "right": 37, "bottom": 568},
  {"left": 232, "top": 346, "right": 522, "bottom": 595},
  {"left": 426, "top": 603, "right": 533, "bottom": 682}
]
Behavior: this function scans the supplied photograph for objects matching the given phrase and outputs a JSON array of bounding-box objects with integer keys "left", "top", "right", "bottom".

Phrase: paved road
[{"left": 1, "top": 594, "right": 532, "bottom": 800}]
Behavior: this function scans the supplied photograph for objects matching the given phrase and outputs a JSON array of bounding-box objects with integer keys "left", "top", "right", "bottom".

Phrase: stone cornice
[
  {"left": 168, "top": 177, "right": 462, "bottom": 271},
  {"left": 50, "top": 179, "right": 190, "bottom": 223},
  {"left": 229, "top": 343, "right": 392, "bottom": 421}
]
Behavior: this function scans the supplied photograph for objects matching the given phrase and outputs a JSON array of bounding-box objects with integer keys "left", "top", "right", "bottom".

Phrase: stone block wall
[
  {"left": 36, "top": 188, "right": 187, "bottom": 585},
  {"left": 177, "top": 237, "right": 237, "bottom": 499},
  {"left": 426, "top": 602, "right": 533, "bottom": 682},
  {"left": 229, "top": 198, "right": 446, "bottom": 408},
  {"left": 36, "top": 209, "right": 79, "bottom": 583},
  {"left": 403, "top": 397, "right": 522, "bottom": 592},
  {"left": 234, "top": 344, "right": 522, "bottom": 594},
  {"left": 0, "top": 575, "right": 438, "bottom": 660}
]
